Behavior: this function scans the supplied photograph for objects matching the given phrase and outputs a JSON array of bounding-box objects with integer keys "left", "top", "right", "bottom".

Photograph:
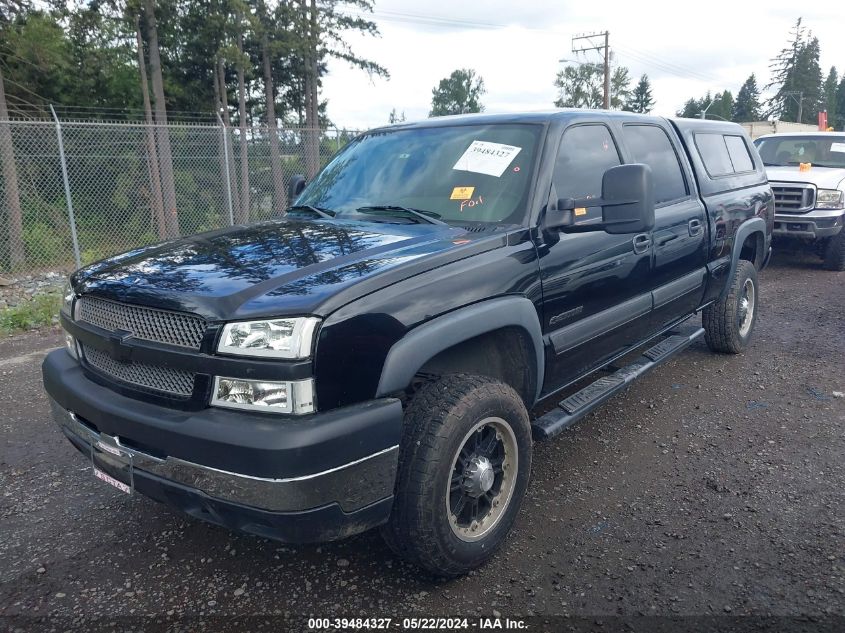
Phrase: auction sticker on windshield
[
  {"left": 830, "top": 142, "right": 845, "bottom": 153},
  {"left": 453, "top": 141, "right": 521, "bottom": 177}
]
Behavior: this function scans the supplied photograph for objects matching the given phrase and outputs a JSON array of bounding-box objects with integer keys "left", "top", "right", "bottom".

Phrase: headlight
[
  {"left": 60, "top": 280, "right": 78, "bottom": 359},
  {"left": 816, "top": 189, "right": 844, "bottom": 210},
  {"left": 211, "top": 377, "right": 315, "bottom": 414},
  {"left": 61, "top": 279, "right": 75, "bottom": 317},
  {"left": 217, "top": 317, "right": 319, "bottom": 359}
]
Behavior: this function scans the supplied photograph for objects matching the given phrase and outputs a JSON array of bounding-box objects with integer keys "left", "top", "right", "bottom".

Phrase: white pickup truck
[{"left": 754, "top": 132, "right": 845, "bottom": 270}]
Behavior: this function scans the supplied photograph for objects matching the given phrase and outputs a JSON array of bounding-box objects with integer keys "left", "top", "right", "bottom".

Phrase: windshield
[
  {"left": 296, "top": 124, "right": 542, "bottom": 225},
  {"left": 754, "top": 135, "right": 845, "bottom": 168}
]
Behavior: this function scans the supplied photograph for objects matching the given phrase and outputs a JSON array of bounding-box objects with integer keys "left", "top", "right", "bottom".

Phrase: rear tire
[
  {"left": 822, "top": 230, "right": 845, "bottom": 271},
  {"left": 382, "top": 374, "right": 532, "bottom": 577},
  {"left": 702, "top": 259, "right": 758, "bottom": 354}
]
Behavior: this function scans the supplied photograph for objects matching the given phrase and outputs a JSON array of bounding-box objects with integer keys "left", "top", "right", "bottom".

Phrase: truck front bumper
[
  {"left": 774, "top": 209, "right": 845, "bottom": 239},
  {"left": 42, "top": 349, "right": 401, "bottom": 543}
]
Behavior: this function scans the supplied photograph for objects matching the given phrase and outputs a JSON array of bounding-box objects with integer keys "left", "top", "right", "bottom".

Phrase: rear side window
[
  {"left": 554, "top": 124, "right": 621, "bottom": 217},
  {"left": 724, "top": 135, "right": 754, "bottom": 172},
  {"left": 695, "top": 133, "right": 734, "bottom": 177},
  {"left": 621, "top": 124, "right": 688, "bottom": 204}
]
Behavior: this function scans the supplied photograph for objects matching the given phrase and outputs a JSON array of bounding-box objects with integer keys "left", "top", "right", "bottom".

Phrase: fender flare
[
  {"left": 721, "top": 216, "right": 766, "bottom": 299},
  {"left": 375, "top": 296, "right": 544, "bottom": 404}
]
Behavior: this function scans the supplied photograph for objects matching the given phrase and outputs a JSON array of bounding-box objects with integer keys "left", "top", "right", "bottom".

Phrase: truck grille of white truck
[{"left": 771, "top": 184, "right": 815, "bottom": 213}]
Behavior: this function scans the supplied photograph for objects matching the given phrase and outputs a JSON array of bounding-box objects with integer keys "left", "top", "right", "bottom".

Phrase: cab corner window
[
  {"left": 724, "top": 135, "right": 754, "bottom": 173},
  {"left": 553, "top": 125, "right": 621, "bottom": 220},
  {"left": 621, "top": 124, "right": 688, "bottom": 205}
]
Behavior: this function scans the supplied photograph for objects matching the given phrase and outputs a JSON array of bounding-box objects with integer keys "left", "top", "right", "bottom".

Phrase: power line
[
  {"left": 613, "top": 44, "right": 723, "bottom": 84},
  {"left": 343, "top": 8, "right": 730, "bottom": 88}
]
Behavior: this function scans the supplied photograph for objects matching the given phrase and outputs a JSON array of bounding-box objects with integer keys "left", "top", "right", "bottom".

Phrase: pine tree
[
  {"left": 624, "top": 74, "right": 654, "bottom": 113},
  {"left": 836, "top": 77, "right": 845, "bottom": 131},
  {"left": 823, "top": 67, "right": 838, "bottom": 128},
  {"left": 732, "top": 74, "right": 762, "bottom": 121},
  {"left": 766, "top": 19, "right": 824, "bottom": 123},
  {"left": 676, "top": 97, "right": 701, "bottom": 119},
  {"left": 676, "top": 90, "right": 735, "bottom": 120},
  {"left": 797, "top": 36, "right": 824, "bottom": 123}
]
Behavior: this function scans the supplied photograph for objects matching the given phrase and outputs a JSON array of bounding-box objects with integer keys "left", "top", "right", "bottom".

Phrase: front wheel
[
  {"left": 822, "top": 230, "right": 845, "bottom": 271},
  {"left": 702, "top": 259, "right": 759, "bottom": 354},
  {"left": 382, "top": 374, "right": 532, "bottom": 577}
]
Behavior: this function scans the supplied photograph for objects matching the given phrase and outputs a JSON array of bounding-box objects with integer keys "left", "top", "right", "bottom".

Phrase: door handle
[
  {"left": 688, "top": 219, "right": 703, "bottom": 237},
  {"left": 632, "top": 233, "right": 651, "bottom": 254}
]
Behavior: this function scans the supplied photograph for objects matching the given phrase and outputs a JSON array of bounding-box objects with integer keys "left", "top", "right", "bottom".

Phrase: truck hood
[
  {"left": 765, "top": 165, "right": 845, "bottom": 189},
  {"left": 74, "top": 218, "right": 502, "bottom": 321}
]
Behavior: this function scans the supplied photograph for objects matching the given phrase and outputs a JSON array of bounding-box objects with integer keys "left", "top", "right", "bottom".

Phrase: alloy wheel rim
[
  {"left": 446, "top": 416, "right": 518, "bottom": 542},
  {"left": 738, "top": 278, "right": 756, "bottom": 337}
]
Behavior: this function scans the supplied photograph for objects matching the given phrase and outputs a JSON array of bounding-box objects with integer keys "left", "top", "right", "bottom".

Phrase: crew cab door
[
  {"left": 537, "top": 121, "right": 654, "bottom": 395},
  {"left": 614, "top": 121, "right": 708, "bottom": 330}
]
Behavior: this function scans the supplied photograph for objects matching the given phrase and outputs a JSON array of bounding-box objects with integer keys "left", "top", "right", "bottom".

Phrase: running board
[{"left": 532, "top": 327, "right": 705, "bottom": 440}]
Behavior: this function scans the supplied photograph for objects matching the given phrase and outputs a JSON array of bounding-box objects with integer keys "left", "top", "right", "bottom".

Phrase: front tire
[
  {"left": 702, "top": 259, "right": 759, "bottom": 354},
  {"left": 382, "top": 374, "right": 532, "bottom": 577},
  {"left": 822, "top": 230, "right": 845, "bottom": 271}
]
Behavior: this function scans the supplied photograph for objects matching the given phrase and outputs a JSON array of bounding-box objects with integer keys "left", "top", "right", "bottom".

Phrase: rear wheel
[
  {"left": 702, "top": 259, "right": 758, "bottom": 354},
  {"left": 382, "top": 374, "right": 532, "bottom": 577},
  {"left": 822, "top": 230, "right": 845, "bottom": 271}
]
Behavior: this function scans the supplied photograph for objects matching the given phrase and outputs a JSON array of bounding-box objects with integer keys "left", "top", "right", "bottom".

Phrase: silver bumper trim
[
  {"left": 774, "top": 209, "right": 844, "bottom": 239},
  {"left": 190, "top": 445, "right": 400, "bottom": 483},
  {"left": 49, "top": 397, "right": 399, "bottom": 513}
]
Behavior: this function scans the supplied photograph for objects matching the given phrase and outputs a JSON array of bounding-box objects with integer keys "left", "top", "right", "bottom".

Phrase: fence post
[
  {"left": 217, "top": 113, "right": 235, "bottom": 226},
  {"left": 50, "top": 105, "right": 82, "bottom": 270},
  {"left": 335, "top": 127, "right": 341, "bottom": 153}
]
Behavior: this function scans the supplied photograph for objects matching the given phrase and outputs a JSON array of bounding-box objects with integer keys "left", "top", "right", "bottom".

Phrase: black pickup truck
[{"left": 43, "top": 111, "right": 773, "bottom": 577}]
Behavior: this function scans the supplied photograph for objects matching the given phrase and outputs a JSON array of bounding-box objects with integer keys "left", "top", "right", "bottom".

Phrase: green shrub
[{"left": 0, "top": 293, "right": 62, "bottom": 336}]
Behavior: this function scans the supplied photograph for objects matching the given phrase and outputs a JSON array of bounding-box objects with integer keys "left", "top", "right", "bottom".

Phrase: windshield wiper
[
  {"left": 355, "top": 205, "right": 447, "bottom": 226},
  {"left": 286, "top": 204, "right": 336, "bottom": 219}
]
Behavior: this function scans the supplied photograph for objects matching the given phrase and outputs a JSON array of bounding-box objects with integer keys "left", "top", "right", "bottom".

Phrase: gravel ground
[{"left": 0, "top": 249, "right": 843, "bottom": 632}]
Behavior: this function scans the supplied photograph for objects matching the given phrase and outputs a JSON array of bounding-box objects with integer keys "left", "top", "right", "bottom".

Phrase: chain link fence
[{"left": 0, "top": 116, "right": 361, "bottom": 275}]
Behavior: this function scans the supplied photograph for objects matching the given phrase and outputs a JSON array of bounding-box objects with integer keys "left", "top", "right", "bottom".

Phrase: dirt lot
[{"left": 0, "top": 249, "right": 843, "bottom": 631}]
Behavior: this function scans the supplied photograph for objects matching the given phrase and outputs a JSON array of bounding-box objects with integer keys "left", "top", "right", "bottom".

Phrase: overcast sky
[{"left": 320, "top": 0, "right": 845, "bottom": 130}]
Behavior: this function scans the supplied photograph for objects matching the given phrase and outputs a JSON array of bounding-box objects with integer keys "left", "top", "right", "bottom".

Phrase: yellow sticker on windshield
[
  {"left": 574, "top": 207, "right": 587, "bottom": 216},
  {"left": 450, "top": 186, "right": 475, "bottom": 200}
]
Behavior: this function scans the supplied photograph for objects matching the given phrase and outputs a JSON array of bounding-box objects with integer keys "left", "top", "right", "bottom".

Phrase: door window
[
  {"left": 553, "top": 124, "right": 621, "bottom": 219},
  {"left": 621, "top": 124, "right": 688, "bottom": 204}
]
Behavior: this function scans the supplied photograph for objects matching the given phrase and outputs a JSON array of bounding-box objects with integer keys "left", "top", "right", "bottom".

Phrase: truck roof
[
  {"left": 371, "top": 109, "right": 747, "bottom": 134},
  {"left": 755, "top": 131, "right": 845, "bottom": 139}
]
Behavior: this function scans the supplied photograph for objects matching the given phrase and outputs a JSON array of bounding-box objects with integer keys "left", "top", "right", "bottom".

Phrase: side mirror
[
  {"left": 545, "top": 163, "right": 655, "bottom": 235},
  {"left": 598, "top": 163, "right": 655, "bottom": 234},
  {"left": 288, "top": 174, "right": 306, "bottom": 201}
]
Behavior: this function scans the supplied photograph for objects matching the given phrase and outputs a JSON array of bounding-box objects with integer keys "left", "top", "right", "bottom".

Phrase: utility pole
[{"left": 572, "top": 31, "right": 610, "bottom": 109}]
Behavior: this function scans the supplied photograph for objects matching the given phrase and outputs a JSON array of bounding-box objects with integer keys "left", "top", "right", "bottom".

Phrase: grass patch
[{"left": 0, "top": 293, "right": 62, "bottom": 336}]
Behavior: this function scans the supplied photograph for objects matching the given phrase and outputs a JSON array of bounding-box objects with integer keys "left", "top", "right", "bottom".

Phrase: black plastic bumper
[{"left": 43, "top": 349, "right": 402, "bottom": 542}]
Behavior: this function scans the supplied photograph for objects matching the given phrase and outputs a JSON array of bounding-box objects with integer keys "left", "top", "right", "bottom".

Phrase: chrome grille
[
  {"left": 772, "top": 184, "right": 815, "bottom": 213},
  {"left": 78, "top": 296, "right": 206, "bottom": 349},
  {"left": 83, "top": 345, "right": 195, "bottom": 397}
]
